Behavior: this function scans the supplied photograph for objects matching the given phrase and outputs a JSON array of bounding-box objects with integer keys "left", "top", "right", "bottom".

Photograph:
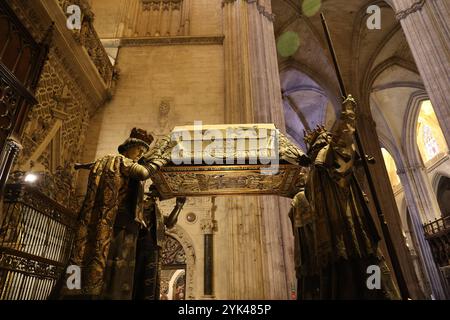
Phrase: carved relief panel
[
  {"left": 0, "top": 1, "right": 50, "bottom": 196},
  {"left": 13, "top": 52, "right": 91, "bottom": 211},
  {"left": 119, "top": 0, "right": 190, "bottom": 37}
]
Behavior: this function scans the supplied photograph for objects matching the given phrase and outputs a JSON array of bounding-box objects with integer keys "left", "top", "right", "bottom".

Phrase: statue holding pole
[{"left": 288, "top": 13, "right": 408, "bottom": 300}]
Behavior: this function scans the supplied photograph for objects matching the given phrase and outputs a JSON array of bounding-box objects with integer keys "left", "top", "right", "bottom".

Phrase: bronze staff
[{"left": 320, "top": 13, "right": 410, "bottom": 299}]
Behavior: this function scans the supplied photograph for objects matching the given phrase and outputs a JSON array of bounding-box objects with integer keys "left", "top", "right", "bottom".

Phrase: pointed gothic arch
[
  {"left": 434, "top": 175, "right": 450, "bottom": 218},
  {"left": 402, "top": 91, "right": 430, "bottom": 167},
  {"left": 165, "top": 224, "right": 196, "bottom": 299}
]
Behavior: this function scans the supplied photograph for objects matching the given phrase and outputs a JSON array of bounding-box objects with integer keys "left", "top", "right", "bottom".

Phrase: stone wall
[
  {"left": 90, "top": 0, "right": 223, "bottom": 38},
  {"left": 82, "top": 43, "right": 225, "bottom": 160}
]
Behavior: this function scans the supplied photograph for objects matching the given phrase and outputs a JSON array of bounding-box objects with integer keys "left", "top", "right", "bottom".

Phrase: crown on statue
[
  {"left": 130, "top": 128, "right": 154, "bottom": 146},
  {"left": 118, "top": 128, "right": 154, "bottom": 154},
  {"left": 303, "top": 125, "right": 328, "bottom": 146}
]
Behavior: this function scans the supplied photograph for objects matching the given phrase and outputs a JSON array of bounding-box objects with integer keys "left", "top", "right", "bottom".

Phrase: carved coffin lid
[
  {"left": 151, "top": 124, "right": 306, "bottom": 199},
  {"left": 170, "top": 123, "right": 278, "bottom": 162}
]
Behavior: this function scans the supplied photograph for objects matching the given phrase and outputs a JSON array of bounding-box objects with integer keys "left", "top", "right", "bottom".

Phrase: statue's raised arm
[
  {"left": 139, "top": 134, "right": 177, "bottom": 175},
  {"left": 278, "top": 131, "right": 311, "bottom": 167}
]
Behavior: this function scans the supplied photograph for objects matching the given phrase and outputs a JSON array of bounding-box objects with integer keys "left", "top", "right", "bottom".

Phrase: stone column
[
  {"left": 222, "top": 0, "right": 295, "bottom": 299},
  {"left": 200, "top": 200, "right": 217, "bottom": 299},
  {"left": 397, "top": 164, "right": 449, "bottom": 299},
  {"left": 392, "top": 0, "right": 450, "bottom": 147},
  {"left": 357, "top": 112, "right": 425, "bottom": 299},
  {"left": 401, "top": 165, "right": 442, "bottom": 223}
]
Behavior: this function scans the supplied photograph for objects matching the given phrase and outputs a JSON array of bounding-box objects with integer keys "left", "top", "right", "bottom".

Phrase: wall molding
[{"left": 120, "top": 35, "right": 224, "bottom": 47}]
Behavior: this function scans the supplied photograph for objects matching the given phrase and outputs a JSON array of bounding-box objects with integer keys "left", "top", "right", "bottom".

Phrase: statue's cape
[{"left": 61, "top": 155, "right": 143, "bottom": 297}]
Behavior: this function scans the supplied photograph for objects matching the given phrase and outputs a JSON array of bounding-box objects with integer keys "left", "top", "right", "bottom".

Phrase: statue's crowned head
[
  {"left": 118, "top": 128, "right": 154, "bottom": 159},
  {"left": 303, "top": 125, "right": 332, "bottom": 157}
]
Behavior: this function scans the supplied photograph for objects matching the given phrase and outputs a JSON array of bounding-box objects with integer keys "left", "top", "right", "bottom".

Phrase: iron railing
[
  {"left": 423, "top": 216, "right": 450, "bottom": 269},
  {"left": 0, "top": 183, "right": 77, "bottom": 300},
  {"left": 424, "top": 216, "right": 450, "bottom": 237}
]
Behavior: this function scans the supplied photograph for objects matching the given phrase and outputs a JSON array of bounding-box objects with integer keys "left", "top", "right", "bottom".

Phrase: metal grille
[
  {"left": 424, "top": 216, "right": 450, "bottom": 237},
  {"left": 0, "top": 183, "right": 77, "bottom": 300}
]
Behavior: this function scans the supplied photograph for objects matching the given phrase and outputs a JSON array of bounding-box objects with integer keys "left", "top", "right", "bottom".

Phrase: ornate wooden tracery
[{"left": 0, "top": 1, "right": 51, "bottom": 201}]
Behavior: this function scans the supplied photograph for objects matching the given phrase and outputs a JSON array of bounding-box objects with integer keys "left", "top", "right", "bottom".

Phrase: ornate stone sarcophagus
[{"left": 148, "top": 124, "right": 308, "bottom": 199}]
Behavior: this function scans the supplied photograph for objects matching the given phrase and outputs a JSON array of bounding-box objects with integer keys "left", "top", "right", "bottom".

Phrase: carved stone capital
[
  {"left": 395, "top": 0, "right": 426, "bottom": 20},
  {"left": 256, "top": 3, "right": 276, "bottom": 22},
  {"left": 222, "top": 0, "right": 275, "bottom": 22},
  {"left": 396, "top": 164, "right": 425, "bottom": 175},
  {"left": 222, "top": 0, "right": 237, "bottom": 6},
  {"left": 200, "top": 218, "right": 217, "bottom": 235}
]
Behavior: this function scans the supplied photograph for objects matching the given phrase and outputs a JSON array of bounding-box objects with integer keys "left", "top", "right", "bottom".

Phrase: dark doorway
[{"left": 437, "top": 177, "right": 450, "bottom": 218}]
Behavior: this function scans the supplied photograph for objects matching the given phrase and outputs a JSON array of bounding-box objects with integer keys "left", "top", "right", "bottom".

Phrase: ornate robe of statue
[
  {"left": 69, "top": 155, "right": 149, "bottom": 299},
  {"left": 56, "top": 129, "right": 174, "bottom": 299},
  {"left": 133, "top": 191, "right": 185, "bottom": 300},
  {"left": 289, "top": 95, "right": 400, "bottom": 300}
]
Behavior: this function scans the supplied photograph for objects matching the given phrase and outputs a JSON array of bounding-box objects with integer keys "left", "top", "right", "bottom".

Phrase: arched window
[
  {"left": 416, "top": 100, "right": 448, "bottom": 163},
  {"left": 422, "top": 125, "right": 439, "bottom": 159}
]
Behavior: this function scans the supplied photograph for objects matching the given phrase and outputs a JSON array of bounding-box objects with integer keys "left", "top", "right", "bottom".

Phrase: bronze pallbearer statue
[
  {"left": 289, "top": 95, "right": 401, "bottom": 300},
  {"left": 133, "top": 186, "right": 186, "bottom": 300},
  {"left": 53, "top": 128, "right": 175, "bottom": 299}
]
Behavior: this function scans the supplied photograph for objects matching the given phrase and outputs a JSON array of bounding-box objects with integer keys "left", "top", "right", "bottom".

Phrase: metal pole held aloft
[{"left": 320, "top": 13, "right": 410, "bottom": 300}]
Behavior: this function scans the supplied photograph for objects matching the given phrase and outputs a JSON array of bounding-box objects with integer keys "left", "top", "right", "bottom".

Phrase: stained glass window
[
  {"left": 422, "top": 124, "right": 439, "bottom": 160},
  {"left": 416, "top": 100, "right": 448, "bottom": 163}
]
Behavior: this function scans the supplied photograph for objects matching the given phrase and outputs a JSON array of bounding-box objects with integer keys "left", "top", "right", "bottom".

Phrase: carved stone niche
[
  {"left": 150, "top": 124, "right": 308, "bottom": 199},
  {"left": 142, "top": 0, "right": 183, "bottom": 11}
]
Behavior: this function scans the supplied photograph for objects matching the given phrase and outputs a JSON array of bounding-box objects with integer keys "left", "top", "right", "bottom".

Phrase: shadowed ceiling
[{"left": 273, "top": 0, "right": 421, "bottom": 151}]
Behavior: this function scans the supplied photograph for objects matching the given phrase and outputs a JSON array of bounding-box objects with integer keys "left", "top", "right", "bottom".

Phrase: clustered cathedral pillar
[
  {"left": 222, "top": 0, "right": 295, "bottom": 299},
  {"left": 392, "top": 0, "right": 450, "bottom": 147},
  {"left": 201, "top": 197, "right": 217, "bottom": 298},
  {"left": 388, "top": 0, "right": 450, "bottom": 299},
  {"left": 396, "top": 166, "right": 448, "bottom": 299}
]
